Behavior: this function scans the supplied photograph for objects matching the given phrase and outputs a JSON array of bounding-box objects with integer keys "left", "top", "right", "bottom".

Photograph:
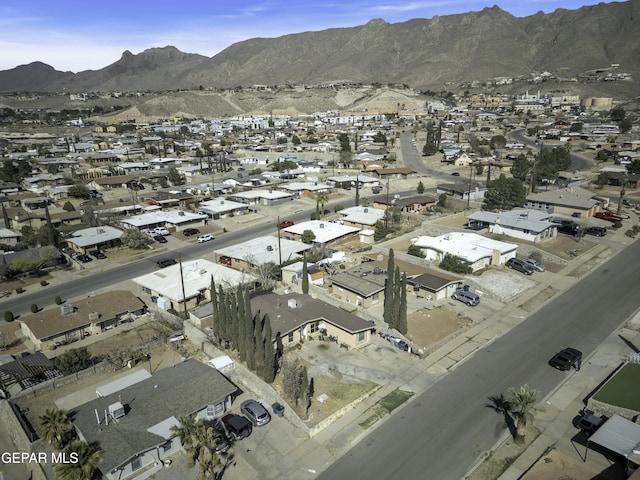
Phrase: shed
[
  {"left": 589, "top": 414, "right": 640, "bottom": 475},
  {"left": 207, "top": 355, "right": 235, "bottom": 372}
]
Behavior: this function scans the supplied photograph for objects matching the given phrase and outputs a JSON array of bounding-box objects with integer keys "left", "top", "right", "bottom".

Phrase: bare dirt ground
[
  {"left": 407, "top": 305, "right": 471, "bottom": 351},
  {"left": 521, "top": 449, "right": 607, "bottom": 480}
]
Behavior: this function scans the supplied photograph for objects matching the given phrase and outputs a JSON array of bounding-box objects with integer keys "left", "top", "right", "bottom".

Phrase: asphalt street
[{"left": 317, "top": 239, "right": 640, "bottom": 480}]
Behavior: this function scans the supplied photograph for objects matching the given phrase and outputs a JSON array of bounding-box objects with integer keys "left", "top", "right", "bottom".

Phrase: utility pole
[
  {"left": 385, "top": 176, "right": 390, "bottom": 229},
  {"left": 467, "top": 163, "right": 474, "bottom": 209},
  {"left": 276, "top": 216, "right": 283, "bottom": 266}
]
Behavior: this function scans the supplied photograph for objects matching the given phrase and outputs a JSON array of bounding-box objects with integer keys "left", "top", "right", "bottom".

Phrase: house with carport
[
  {"left": 411, "top": 232, "right": 518, "bottom": 272},
  {"left": 197, "top": 198, "right": 249, "bottom": 219},
  {"left": 214, "top": 235, "right": 311, "bottom": 272},
  {"left": 525, "top": 186, "right": 602, "bottom": 218},
  {"left": 466, "top": 209, "right": 557, "bottom": 243},
  {"left": 281, "top": 220, "right": 360, "bottom": 247},
  {"left": 65, "top": 225, "right": 123, "bottom": 254}
]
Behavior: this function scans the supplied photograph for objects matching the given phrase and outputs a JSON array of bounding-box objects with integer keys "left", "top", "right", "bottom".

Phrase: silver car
[
  {"left": 240, "top": 399, "right": 271, "bottom": 427},
  {"left": 522, "top": 258, "right": 545, "bottom": 272}
]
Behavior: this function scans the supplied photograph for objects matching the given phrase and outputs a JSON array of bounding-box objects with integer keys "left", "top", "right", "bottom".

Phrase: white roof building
[
  {"left": 412, "top": 231, "right": 518, "bottom": 271},
  {"left": 279, "top": 182, "right": 331, "bottom": 193},
  {"left": 132, "top": 259, "right": 257, "bottom": 304},
  {"left": 67, "top": 226, "right": 123, "bottom": 249},
  {"left": 120, "top": 210, "right": 207, "bottom": 229},
  {"left": 214, "top": 235, "right": 311, "bottom": 267},
  {"left": 282, "top": 220, "right": 360, "bottom": 245},
  {"left": 197, "top": 198, "right": 248, "bottom": 218}
]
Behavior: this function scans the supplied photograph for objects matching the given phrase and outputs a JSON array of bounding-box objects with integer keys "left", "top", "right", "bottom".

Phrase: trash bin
[
  {"left": 272, "top": 403, "right": 285, "bottom": 417},
  {"left": 463, "top": 285, "right": 469, "bottom": 292}
]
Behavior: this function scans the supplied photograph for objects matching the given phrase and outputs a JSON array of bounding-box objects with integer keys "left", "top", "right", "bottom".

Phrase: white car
[
  {"left": 154, "top": 227, "right": 170, "bottom": 236},
  {"left": 197, "top": 234, "right": 214, "bottom": 243}
]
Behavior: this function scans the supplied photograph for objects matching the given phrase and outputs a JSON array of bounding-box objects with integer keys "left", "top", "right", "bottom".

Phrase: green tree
[
  {"left": 439, "top": 253, "right": 472, "bottom": 274},
  {"left": 62, "top": 201, "right": 75, "bottom": 212},
  {"left": 595, "top": 150, "right": 609, "bottom": 162},
  {"left": 68, "top": 183, "right": 90, "bottom": 198},
  {"left": 40, "top": 407, "right": 74, "bottom": 449},
  {"left": 397, "top": 273, "right": 407, "bottom": 334},
  {"left": 407, "top": 244, "right": 425, "bottom": 258},
  {"left": 316, "top": 191, "right": 329, "bottom": 217},
  {"left": 373, "top": 220, "right": 388, "bottom": 241},
  {"left": 262, "top": 315, "right": 275, "bottom": 383},
  {"left": 489, "top": 134, "right": 507, "bottom": 151},
  {"left": 417, "top": 181, "right": 425, "bottom": 194},
  {"left": 383, "top": 250, "right": 395, "bottom": 327},
  {"left": 609, "top": 105, "right": 626, "bottom": 122},
  {"left": 483, "top": 174, "right": 527, "bottom": 211},
  {"left": 618, "top": 118, "right": 633, "bottom": 134},
  {"left": 120, "top": 228, "right": 152, "bottom": 249},
  {"left": 54, "top": 440, "right": 103, "bottom": 480},
  {"left": 422, "top": 122, "right": 438, "bottom": 156},
  {"left": 373, "top": 131, "right": 388, "bottom": 144},
  {"left": 170, "top": 414, "right": 201, "bottom": 467},
  {"left": 292, "top": 135, "right": 301, "bottom": 145},
  {"left": 301, "top": 260, "right": 309, "bottom": 294},
  {"left": 300, "top": 229, "right": 316, "bottom": 244},
  {"left": 168, "top": 167, "right": 184, "bottom": 186},
  {"left": 53, "top": 347, "right": 93, "bottom": 375},
  {"left": 508, "top": 384, "right": 544, "bottom": 444},
  {"left": 510, "top": 155, "right": 533, "bottom": 182}
]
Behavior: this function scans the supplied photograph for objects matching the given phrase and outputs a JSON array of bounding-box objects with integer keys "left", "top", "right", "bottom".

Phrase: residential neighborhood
[{"left": 0, "top": 82, "right": 639, "bottom": 480}]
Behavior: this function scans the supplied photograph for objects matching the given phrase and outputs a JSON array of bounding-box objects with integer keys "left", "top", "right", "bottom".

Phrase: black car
[
  {"left": 221, "top": 414, "right": 252, "bottom": 441},
  {"left": 549, "top": 347, "right": 582, "bottom": 371},
  {"left": 89, "top": 250, "right": 106, "bottom": 259},
  {"left": 557, "top": 222, "right": 582, "bottom": 236},
  {"left": 183, "top": 228, "right": 200, "bottom": 237},
  {"left": 76, "top": 254, "right": 92, "bottom": 263},
  {"left": 155, "top": 235, "right": 168, "bottom": 244},
  {"left": 156, "top": 258, "right": 177, "bottom": 268},
  {"left": 577, "top": 410, "right": 606, "bottom": 437},
  {"left": 586, "top": 226, "right": 607, "bottom": 237},
  {"left": 505, "top": 258, "right": 535, "bottom": 275}
]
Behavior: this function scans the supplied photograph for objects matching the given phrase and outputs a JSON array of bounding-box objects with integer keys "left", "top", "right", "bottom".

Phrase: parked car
[
  {"left": 156, "top": 258, "right": 177, "bottom": 268},
  {"left": 372, "top": 186, "right": 383, "bottom": 194},
  {"left": 240, "top": 399, "right": 271, "bottom": 427},
  {"left": 594, "top": 211, "right": 623, "bottom": 222},
  {"left": 154, "top": 235, "right": 168, "bottom": 244},
  {"left": 76, "top": 254, "right": 92, "bottom": 263},
  {"left": 586, "top": 226, "right": 607, "bottom": 237},
  {"left": 506, "top": 258, "right": 535, "bottom": 275},
  {"left": 451, "top": 172, "right": 461, "bottom": 176},
  {"left": 183, "top": 228, "right": 200, "bottom": 237},
  {"left": 211, "top": 424, "right": 231, "bottom": 453},
  {"left": 278, "top": 220, "right": 295, "bottom": 229},
  {"left": 549, "top": 347, "right": 582, "bottom": 371},
  {"left": 197, "top": 234, "right": 214, "bottom": 243},
  {"left": 89, "top": 250, "right": 106, "bottom": 259},
  {"left": 451, "top": 289, "right": 480, "bottom": 306},
  {"left": 577, "top": 410, "right": 606, "bottom": 437},
  {"left": 221, "top": 414, "right": 252, "bottom": 441},
  {"left": 154, "top": 227, "right": 170, "bottom": 236},
  {"left": 557, "top": 222, "right": 581, "bottom": 236},
  {"left": 522, "top": 258, "right": 545, "bottom": 272}
]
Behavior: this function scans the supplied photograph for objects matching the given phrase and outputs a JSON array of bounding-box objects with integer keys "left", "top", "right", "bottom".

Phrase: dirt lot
[{"left": 407, "top": 305, "right": 471, "bottom": 351}]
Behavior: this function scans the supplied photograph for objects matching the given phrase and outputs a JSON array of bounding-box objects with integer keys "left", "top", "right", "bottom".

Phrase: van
[{"left": 451, "top": 289, "right": 480, "bottom": 306}]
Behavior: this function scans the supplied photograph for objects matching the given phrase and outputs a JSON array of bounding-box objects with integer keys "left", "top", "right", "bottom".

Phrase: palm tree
[
  {"left": 40, "top": 407, "right": 73, "bottom": 449},
  {"left": 54, "top": 440, "right": 102, "bottom": 480},
  {"left": 507, "top": 384, "right": 544, "bottom": 444},
  {"left": 316, "top": 191, "right": 329, "bottom": 218},
  {"left": 170, "top": 414, "right": 200, "bottom": 467}
]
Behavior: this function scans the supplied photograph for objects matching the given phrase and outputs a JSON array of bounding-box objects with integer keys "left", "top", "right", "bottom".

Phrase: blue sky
[{"left": 0, "top": 0, "right": 610, "bottom": 72}]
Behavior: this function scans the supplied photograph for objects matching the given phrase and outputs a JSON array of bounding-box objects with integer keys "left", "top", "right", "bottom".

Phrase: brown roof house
[{"left": 20, "top": 290, "right": 146, "bottom": 351}]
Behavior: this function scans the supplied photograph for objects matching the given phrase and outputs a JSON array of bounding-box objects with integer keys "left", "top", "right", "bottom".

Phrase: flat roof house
[
  {"left": 525, "top": 186, "right": 602, "bottom": 218},
  {"left": 72, "top": 360, "right": 237, "bottom": 480},
  {"left": 214, "top": 235, "right": 311, "bottom": 272},
  {"left": 281, "top": 220, "right": 360, "bottom": 247},
  {"left": 66, "top": 225, "right": 123, "bottom": 254},
  {"left": 196, "top": 198, "right": 249, "bottom": 219},
  {"left": 411, "top": 232, "right": 518, "bottom": 271},
  {"left": 466, "top": 209, "right": 557, "bottom": 243},
  {"left": 338, "top": 206, "right": 386, "bottom": 228}
]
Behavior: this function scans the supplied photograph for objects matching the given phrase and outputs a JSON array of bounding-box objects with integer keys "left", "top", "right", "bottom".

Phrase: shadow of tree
[{"left": 486, "top": 394, "right": 517, "bottom": 438}]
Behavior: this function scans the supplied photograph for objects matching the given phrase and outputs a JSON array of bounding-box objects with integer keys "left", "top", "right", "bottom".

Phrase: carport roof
[{"left": 589, "top": 414, "right": 640, "bottom": 463}]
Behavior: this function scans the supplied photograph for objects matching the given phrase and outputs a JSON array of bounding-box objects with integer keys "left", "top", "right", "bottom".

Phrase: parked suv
[
  {"left": 451, "top": 289, "right": 480, "bottom": 306},
  {"left": 586, "top": 226, "right": 607, "bottom": 237},
  {"left": 506, "top": 258, "right": 535, "bottom": 275},
  {"left": 221, "top": 414, "right": 252, "bottom": 441},
  {"left": 240, "top": 399, "right": 271, "bottom": 427}
]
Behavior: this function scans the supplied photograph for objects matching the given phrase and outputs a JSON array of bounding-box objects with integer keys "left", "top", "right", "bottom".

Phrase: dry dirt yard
[{"left": 407, "top": 305, "right": 472, "bottom": 352}]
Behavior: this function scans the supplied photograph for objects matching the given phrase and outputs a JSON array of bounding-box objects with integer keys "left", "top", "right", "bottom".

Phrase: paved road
[
  {"left": 509, "top": 129, "right": 594, "bottom": 172},
  {"left": 317, "top": 240, "right": 640, "bottom": 480}
]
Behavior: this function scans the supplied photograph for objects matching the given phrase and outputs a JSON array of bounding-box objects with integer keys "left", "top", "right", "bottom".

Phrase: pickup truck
[{"left": 594, "top": 211, "right": 623, "bottom": 222}]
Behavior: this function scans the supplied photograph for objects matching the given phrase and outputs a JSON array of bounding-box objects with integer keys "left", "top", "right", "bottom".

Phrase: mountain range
[{"left": 1, "top": 0, "right": 639, "bottom": 94}]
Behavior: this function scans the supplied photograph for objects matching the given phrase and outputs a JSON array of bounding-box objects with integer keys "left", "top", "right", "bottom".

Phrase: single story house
[
  {"left": 73, "top": 360, "right": 237, "bottom": 480},
  {"left": 88, "top": 176, "right": 137, "bottom": 191},
  {"left": 251, "top": 292, "right": 374, "bottom": 349},
  {"left": 214, "top": 235, "right": 311, "bottom": 272},
  {"left": 132, "top": 259, "right": 257, "bottom": 311},
  {"left": 338, "top": 206, "right": 386, "bottom": 228},
  {"left": 281, "top": 220, "right": 360, "bottom": 247},
  {"left": 65, "top": 226, "right": 123, "bottom": 254},
  {"left": 525, "top": 186, "right": 602, "bottom": 218},
  {"left": 371, "top": 194, "right": 438, "bottom": 213},
  {"left": 329, "top": 263, "right": 386, "bottom": 308},
  {"left": 411, "top": 232, "right": 518, "bottom": 271},
  {"left": 436, "top": 184, "right": 488, "bottom": 201},
  {"left": 371, "top": 167, "right": 416, "bottom": 178},
  {"left": 466, "top": 209, "right": 557, "bottom": 243},
  {"left": 230, "top": 189, "right": 295, "bottom": 206},
  {"left": 197, "top": 198, "right": 249, "bottom": 219},
  {"left": 120, "top": 210, "right": 207, "bottom": 233},
  {"left": 20, "top": 290, "right": 147, "bottom": 351}
]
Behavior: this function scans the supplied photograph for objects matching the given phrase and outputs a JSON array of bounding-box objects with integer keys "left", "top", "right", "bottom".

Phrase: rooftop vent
[
  {"left": 60, "top": 304, "right": 75, "bottom": 315},
  {"left": 287, "top": 298, "right": 298, "bottom": 309},
  {"left": 267, "top": 245, "right": 274, "bottom": 251},
  {"left": 109, "top": 401, "right": 125, "bottom": 420}
]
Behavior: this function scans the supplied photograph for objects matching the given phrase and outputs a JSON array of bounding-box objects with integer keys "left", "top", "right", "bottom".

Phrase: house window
[
  {"left": 163, "top": 440, "right": 172, "bottom": 452},
  {"left": 131, "top": 457, "right": 142, "bottom": 471},
  {"left": 206, "top": 405, "right": 215, "bottom": 418},
  {"left": 358, "top": 331, "right": 366, "bottom": 343},
  {"left": 309, "top": 322, "right": 319, "bottom": 334},
  {"left": 288, "top": 332, "right": 294, "bottom": 343}
]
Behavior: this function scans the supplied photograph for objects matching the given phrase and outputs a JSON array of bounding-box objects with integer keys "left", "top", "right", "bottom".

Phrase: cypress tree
[
  {"left": 301, "top": 260, "right": 309, "bottom": 294},
  {"left": 391, "top": 266, "right": 402, "bottom": 330},
  {"left": 383, "top": 250, "right": 395, "bottom": 327},
  {"left": 254, "top": 315, "right": 265, "bottom": 378},
  {"left": 246, "top": 314, "right": 257, "bottom": 371},
  {"left": 2, "top": 204, "right": 9, "bottom": 229},
  {"left": 262, "top": 315, "right": 275, "bottom": 383},
  {"left": 210, "top": 277, "right": 218, "bottom": 336},
  {"left": 236, "top": 286, "right": 247, "bottom": 362},
  {"left": 397, "top": 272, "right": 408, "bottom": 334}
]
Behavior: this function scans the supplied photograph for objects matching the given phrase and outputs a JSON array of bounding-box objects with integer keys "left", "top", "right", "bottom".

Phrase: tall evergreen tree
[
  {"left": 397, "top": 272, "right": 408, "bottom": 334},
  {"left": 43, "top": 205, "right": 57, "bottom": 246},
  {"left": 236, "top": 286, "right": 247, "bottom": 362},
  {"left": 254, "top": 315, "right": 265, "bottom": 378},
  {"left": 262, "top": 315, "right": 275, "bottom": 383},
  {"left": 210, "top": 277, "right": 218, "bottom": 336},
  {"left": 2, "top": 204, "right": 9, "bottom": 229},
  {"left": 391, "top": 266, "right": 402, "bottom": 330},
  {"left": 301, "top": 260, "right": 309, "bottom": 294},
  {"left": 383, "top": 250, "right": 395, "bottom": 326},
  {"left": 355, "top": 177, "right": 360, "bottom": 206}
]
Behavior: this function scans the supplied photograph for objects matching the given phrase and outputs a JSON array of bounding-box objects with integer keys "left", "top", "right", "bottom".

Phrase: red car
[
  {"left": 594, "top": 211, "right": 623, "bottom": 222},
  {"left": 278, "top": 220, "right": 294, "bottom": 229}
]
